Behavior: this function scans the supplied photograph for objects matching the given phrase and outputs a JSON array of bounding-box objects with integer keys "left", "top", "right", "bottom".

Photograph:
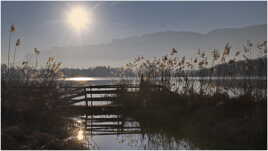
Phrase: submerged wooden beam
[
  {"left": 87, "top": 97, "right": 117, "bottom": 101},
  {"left": 86, "top": 90, "right": 120, "bottom": 94},
  {"left": 82, "top": 118, "right": 134, "bottom": 123},
  {"left": 86, "top": 127, "right": 141, "bottom": 131},
  {"left": 70, "top": 97, "right": 117, "bottom": 104},
  {"left": 65, "top": 91, "right": 85, "bottom": 99},
  {"left": 91, "top": 131, "right": 142, "bottom": 136},
  {"left": 89, "top": 129, "right": 140, "bottom": 133},
  {"left": 89, "top": 124, "right": 122, "bottom": 127}
]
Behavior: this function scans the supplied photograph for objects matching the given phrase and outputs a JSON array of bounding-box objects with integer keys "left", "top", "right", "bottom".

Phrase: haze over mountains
[{"left": 44, "top": 24, "right": 266, "bottom": 67}]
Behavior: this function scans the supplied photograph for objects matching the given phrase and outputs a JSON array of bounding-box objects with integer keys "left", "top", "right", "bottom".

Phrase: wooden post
[
  {"left": 90, "top": 88, "right": 93, "bottom": 107},
  {"left": 85, "top": 113, "right": 88, "bottom": 131},
  {"left": 84, "top": 88, "right": 88, "bottom": 107},
  {"left": 117, "top": 114, "right": 120, "bottom": 135},
  {"left": 90, "top": 87, "right": 93, "bottom": 137},
  {"left": 90, "top": 114, "right": 92, "bottom": 136}
]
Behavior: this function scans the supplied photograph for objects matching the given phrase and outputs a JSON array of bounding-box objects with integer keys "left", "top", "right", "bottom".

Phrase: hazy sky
[{"left": 1, "top": 1, "right": 267, "bottom": 65}]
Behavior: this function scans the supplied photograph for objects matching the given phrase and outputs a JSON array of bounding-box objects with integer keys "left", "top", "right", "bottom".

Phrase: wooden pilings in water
[
  {"left": 63, "top": 84, "right": 164, "bottom": 105},
  {"left": 63, "top": 84, "right": 140, "bottom": 105}
]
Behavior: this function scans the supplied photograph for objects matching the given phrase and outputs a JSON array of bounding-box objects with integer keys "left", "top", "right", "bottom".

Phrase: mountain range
[{"left": 43, "top": 24, "right": 267, "bottom": 67}]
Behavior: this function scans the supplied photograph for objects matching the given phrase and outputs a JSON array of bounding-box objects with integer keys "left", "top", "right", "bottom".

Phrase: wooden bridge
[
  {"left": 62, "top": 84, "right": 140, "bottom": 106},
  {"left": 63, "top": 83, "right": 164, "bottom": 136}
]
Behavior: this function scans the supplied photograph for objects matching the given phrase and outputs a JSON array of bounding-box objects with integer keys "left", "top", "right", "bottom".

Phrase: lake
[{"left": 62, "top": 76, "right": 266, "bottom": 149}]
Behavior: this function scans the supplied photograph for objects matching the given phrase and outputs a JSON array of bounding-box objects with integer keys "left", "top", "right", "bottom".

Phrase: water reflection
[{"left": 65, "top": 77, "right": 266, "bottom": 149}]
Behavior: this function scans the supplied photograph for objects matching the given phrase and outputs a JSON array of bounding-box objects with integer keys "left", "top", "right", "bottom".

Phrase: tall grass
[
  {"left": 7, "top": 24, "right": 16, "bottom": 70},
  {"left": 12, "top": 38, "right": 20, "bottom": 67},
  {"left": 123, "top": 41, "right": 267, "bottom": 99}
]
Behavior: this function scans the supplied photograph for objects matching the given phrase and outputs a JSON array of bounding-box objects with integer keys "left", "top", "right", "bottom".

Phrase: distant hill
[{"left": 43, "top": 24, "right": 267, "bottom": 67}]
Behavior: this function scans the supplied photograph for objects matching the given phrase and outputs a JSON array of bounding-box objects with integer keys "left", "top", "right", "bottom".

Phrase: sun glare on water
[
  {"left": 65, "top": 77, "right": 96, "bottom": 81},
  {"left": 67, "top": 6, "right": 91, "bottom": 32}
]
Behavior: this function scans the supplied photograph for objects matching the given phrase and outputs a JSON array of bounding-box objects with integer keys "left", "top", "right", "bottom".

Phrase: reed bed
[{"left": 116, "top": 41, "right": 267, "bottom": 149}]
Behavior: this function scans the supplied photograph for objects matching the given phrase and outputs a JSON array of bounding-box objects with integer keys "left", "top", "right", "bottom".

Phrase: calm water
[{"left": 62, "top": 76, "right": 266, "bottom": 150}]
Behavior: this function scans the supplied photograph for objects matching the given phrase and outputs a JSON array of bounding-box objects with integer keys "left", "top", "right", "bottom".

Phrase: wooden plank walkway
[
  {"left": 63, "top": 83, "right": 165, "bottom": 136},
  {"left": 62, "top": 84, "right": 142, "bottom": 105},
  {"left": 63, "top": 84, "right": 164, "bottom": 105}
]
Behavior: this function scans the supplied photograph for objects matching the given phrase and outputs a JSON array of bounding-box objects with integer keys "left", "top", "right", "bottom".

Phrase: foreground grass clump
[
  {"left": 1, "top": 59, "right": 87, "bottom": 149},
  {"left": 1, "top": 83, "right": 85, "bottom": 149},
  {"left": 116, "top": 82, "right": 267, "bottom": 149},
  {"left": 2, "top": 24, "right": 88, "bottom": 149}
]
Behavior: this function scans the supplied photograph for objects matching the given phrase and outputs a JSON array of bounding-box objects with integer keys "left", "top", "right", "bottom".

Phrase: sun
[{"left": 67, "top": 6, "right": 91, "bottom": 32}]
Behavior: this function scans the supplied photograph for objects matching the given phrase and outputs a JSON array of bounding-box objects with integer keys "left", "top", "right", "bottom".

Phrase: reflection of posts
[
  {"left": 140, "top": 74, "right": 144, "bottom": 85},
  {"left": 90, "top": 88, "right": 93, "bottom": 107},
  {"left": 140, "top": 74, "right": 145, "bottom": 93}
]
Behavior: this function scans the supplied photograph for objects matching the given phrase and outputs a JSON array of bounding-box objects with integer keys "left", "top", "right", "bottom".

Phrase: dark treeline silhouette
[
  {"left": 60, "top": 66, "right": 135, "bottom": 77},
  {"left": 189, "top": 57, "right": 267, "bottom": 77},
  {"left": 59, "top": 57, "right": 267, "bottom": 78}
]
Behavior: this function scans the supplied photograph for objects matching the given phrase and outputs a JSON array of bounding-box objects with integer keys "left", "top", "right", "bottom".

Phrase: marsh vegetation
[{"left": 114, "top": 40, "right": 267, "bottom": 149}]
